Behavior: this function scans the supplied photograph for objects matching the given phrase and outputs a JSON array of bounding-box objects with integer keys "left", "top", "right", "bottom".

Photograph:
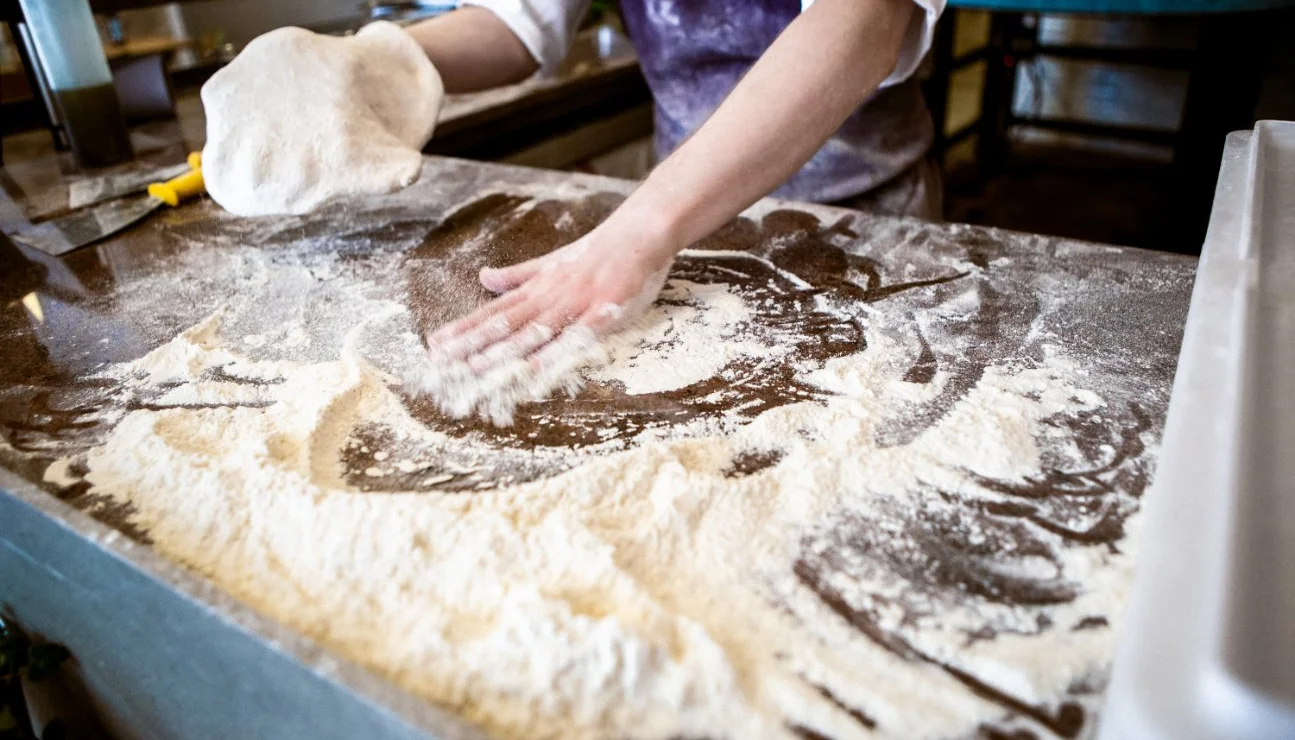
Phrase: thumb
[{"left": 480, "top": 258, "right": 543, "bottom": 293}]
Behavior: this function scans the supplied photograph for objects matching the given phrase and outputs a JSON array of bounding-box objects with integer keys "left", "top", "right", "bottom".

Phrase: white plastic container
[{"left": 1101, "top": 121, "right": 1295, "bottom": 740}]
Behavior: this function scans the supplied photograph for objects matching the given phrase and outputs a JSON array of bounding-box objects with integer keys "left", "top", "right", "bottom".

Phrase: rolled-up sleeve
[
  {"left": 881, "top": 0, "right": 946, "bottom": 88},
  {"left": 461, "top": 0, "right": 591, "bottom": 77}
]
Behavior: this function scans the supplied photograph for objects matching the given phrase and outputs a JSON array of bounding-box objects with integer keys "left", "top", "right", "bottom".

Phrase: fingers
[
  {"left": 409, "top": 320, "right": 601, "bottom": 427},
  {"left": 480, "top": 257, "right": 543, "bottom": 293},
  {"left": 429, "top": 289, "right": 527, "bottom": 343},
  {"left": 428, "top": 286, "right": 550, "bottom": 362},
  {"left": 460, "top": 299, "right": 581, "bottom": 374},
  {"left": 429, "top": 255, "right": 555, "bottom": 358},
  {"left": 428, "top": 289, "right": 633, "bottom": 372},
  {"left": 525, "top": 327, "right": 601, "bottom": 400},
  {"left": 427, "top": 301, "right": 594, "bottom": 382},
  {"left": 466, "top": 323, "right": 553, "bottom": 373},
  {"left": 480, "top": 237, "right": 592, "bottom": 293},
  {"left": 523, "top": 307, "right": 609, "bottom": 373},
  {"left": 429, "top": 290, "right": 565, "bottom": 367},
  {"left": 467, "top": 302, "right": 617, "bottom": 375},
  {"left": 408, "top": 304, "right": 611, "bottom": 426}
]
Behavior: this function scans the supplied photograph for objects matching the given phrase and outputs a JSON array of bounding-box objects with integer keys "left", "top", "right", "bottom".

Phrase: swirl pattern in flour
[{"left": 15, "top": 186, "right": 1190, "bottom": 740}]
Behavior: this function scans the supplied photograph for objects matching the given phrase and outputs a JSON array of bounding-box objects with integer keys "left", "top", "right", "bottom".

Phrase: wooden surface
[
  {"left": 429, "top": 30, "right": 651, "bottom": 164},
  {"left": 1, "top": 36, "right": 190, "bottom": 98},
  {"left": 0, "top": 154, "right": 1196, "bottom": 738},
  {"left": 102, "top": 35, "right": 191, "bottom": 62}
]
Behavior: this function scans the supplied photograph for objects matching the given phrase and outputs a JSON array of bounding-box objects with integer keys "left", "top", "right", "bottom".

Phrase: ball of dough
[{"left": 201, "top": 21, "right": 444, "bottom": 217}]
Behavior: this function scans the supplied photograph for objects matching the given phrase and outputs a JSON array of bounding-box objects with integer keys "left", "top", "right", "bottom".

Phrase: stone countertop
[{"left": 0, "top": 153, "right": 1195, "bottom": 738}]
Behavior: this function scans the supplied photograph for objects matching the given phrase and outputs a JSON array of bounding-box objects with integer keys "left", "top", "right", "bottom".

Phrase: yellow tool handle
[{"left": 147, "top": 151, "right": 205, "bottom": 207}]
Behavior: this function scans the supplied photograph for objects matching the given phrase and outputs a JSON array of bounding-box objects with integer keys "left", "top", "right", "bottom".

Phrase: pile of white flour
[{"left": 50, "top": 253, "right": 1130, "bottom": 740}]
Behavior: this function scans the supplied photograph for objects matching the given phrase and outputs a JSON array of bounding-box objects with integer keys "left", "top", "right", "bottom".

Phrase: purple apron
[{"left": 618, "top": 0, "right": 936, "bottom": 212}]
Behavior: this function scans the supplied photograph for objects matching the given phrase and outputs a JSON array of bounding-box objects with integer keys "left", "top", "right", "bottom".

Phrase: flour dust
[{"left": 45, "top": 248, "right": 1136, "bottom": 740}]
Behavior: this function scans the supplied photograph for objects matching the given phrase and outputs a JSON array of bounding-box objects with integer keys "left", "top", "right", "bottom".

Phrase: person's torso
[{"left": 617, "top": 0, "right": 933, "bottom": 205}]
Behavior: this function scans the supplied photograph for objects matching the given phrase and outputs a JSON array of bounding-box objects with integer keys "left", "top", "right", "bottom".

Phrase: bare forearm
[
  {"left": 610, "top": 0, "right": 915, "bottom": 257},
  {"left": 432, "top": 0, "right": 925, "bottom": 381},
  {"left": 404, "top": 7, "right": 538, "bottom": 93}
]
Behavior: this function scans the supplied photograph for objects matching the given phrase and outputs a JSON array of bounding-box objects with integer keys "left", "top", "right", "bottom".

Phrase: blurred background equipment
[
  {"left": 926, "top": 0, "right": 1295, "bottom": 252},
  {"left": 9, "top": 0, "right": 134, "bottom": 167},
  {"left": 1, "top": 0, "right": 1293, "bottom": 247}
]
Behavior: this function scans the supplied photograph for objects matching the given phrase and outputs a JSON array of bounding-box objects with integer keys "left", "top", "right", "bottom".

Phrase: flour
[
  {"left": 589, "top": 279, "right": 780, "bottom": 395},
  {"left": 408, "top": 276, "right": 783, "bottom": 424},
  {"left": 48, "top": 248, "right": 1135, "bottom": 740},
  {"left": 407, "top": 324, "right": 605, "bottom": 426},
  {"left": 42, "top": 458, "right": 78, "bottom": 488}
]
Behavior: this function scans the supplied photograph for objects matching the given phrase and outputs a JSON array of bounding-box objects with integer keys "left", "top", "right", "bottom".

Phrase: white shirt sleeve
[
  {"left": 460, "top": 0, "right": 592, "bottom": 77},
  {"left": 883, "top": 0, "right": 945, "bottom": 87},
  {"left": 801, "top": 0, "right": 947, "bottom": 89}
]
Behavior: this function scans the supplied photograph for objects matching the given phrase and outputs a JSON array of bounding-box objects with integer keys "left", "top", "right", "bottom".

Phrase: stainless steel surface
[
  {"left": 14, "top": 22, "right": 62, "bottom": 131},
  {"left": 11, "top": 194, "right": 164, "bottom": 256},
  {"left": 64, "top": 161, "right": 190, "bottom": 210}
]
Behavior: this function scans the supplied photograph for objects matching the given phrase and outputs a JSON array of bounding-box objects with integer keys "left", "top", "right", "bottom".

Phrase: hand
[
  {"left": 426, "top": 221, "right": 675, "bottom": 372},
  {"left": 409, "top": 219, "right": 676, "bottom": 424}
]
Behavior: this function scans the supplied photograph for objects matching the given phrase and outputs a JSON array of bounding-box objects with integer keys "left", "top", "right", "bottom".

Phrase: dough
[{"left": 201, "top": 22, "right": 444, "bottom": 217}]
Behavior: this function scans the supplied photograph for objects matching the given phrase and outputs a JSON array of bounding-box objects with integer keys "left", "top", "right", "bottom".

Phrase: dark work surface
[{"left": 0, "top": 154, "right": 1195, "bottom": 739}]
